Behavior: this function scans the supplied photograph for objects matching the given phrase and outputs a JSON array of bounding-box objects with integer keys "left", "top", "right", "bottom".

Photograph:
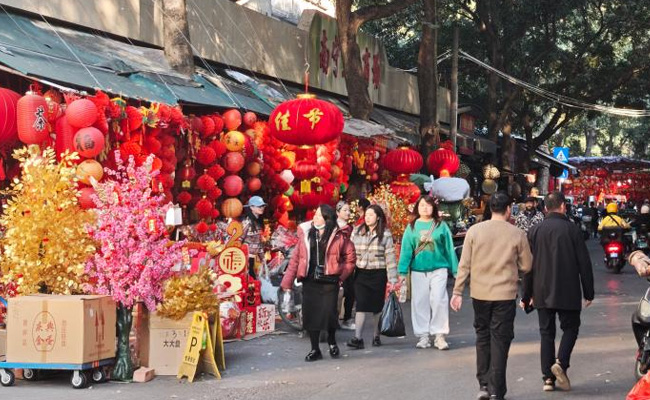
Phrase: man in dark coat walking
[{"left": 522, "top": 191, "right": 594, "bottom": 393}]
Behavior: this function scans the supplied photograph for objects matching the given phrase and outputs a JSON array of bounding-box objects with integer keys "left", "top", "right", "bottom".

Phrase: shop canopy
[
  {"left": 0, "top": 8, "right": 273, "bottom": 113},
  {"left": 568, "top": 156, "right": 650, "bottom": 171}
]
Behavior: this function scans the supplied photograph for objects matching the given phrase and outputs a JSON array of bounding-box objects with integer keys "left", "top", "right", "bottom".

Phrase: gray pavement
[{"left": 2, "top": 239, "right": 645, "bottom": 399}]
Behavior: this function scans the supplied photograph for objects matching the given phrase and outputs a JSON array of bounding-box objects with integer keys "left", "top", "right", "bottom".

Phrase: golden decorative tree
[{"left": 0, "top": 146, "right": 95, "bottom": 295}]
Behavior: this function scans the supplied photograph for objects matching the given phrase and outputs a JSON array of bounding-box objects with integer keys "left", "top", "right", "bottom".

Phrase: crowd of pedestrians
[{"left": 281, "top": 191, "right": 595, "bottom": 400}]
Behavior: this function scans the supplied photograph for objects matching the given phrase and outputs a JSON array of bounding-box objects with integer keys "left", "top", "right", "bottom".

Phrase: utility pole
[{"left": 450, "top": 24, "right": 459, "bottom": 150}]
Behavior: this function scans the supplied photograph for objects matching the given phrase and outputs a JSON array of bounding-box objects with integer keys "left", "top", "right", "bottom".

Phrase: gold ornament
[{"left": 157, "top": 266, "right": 219, "bottom": 320}]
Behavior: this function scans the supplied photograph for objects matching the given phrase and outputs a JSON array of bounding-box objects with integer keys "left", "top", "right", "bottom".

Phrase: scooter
[
  {"left": 635, "top": 225, "right": 650, "bottom": 256},
  {"left": 603, "top": 230, "right": 626, "bottom": 273},
  {"left": 632, "top": 286, "right": 650, "bottom": 379}
]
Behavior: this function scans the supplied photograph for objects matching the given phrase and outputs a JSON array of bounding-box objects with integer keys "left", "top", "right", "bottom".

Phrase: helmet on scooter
[
  {"left": 606, "top": 203, "right": 618, "bottom": 214},
  {"left": 642, "top": 205, "right": 650, "bottom": 214}
]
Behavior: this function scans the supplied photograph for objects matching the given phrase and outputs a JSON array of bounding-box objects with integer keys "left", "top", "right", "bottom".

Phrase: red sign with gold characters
[
  {"left": 217, "top": 247, "right": 247, "bottom": 275},
  {"left": 268, "top": 94, "right": 343, "bottom": 146}
]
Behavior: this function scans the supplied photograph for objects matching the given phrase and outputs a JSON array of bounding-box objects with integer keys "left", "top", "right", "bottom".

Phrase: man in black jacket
[{"left": 521, "top": 191, "right": 595, "bottom": 393}]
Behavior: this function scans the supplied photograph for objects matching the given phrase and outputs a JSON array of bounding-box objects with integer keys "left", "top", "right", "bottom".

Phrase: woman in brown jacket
[{"left": 281, "top": 204, "right": 356, "bottom": 361}]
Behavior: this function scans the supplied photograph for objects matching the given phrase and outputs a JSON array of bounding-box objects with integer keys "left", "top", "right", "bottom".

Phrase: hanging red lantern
[
  {"left": 17, "top": 92, "right": 49, "bottom": 144},
  {"left": 180, "top": 162, "right": 196, "bottom": 181},
  {"left": 207, "top": 187, "right": 222, "bottom": 201},
  {"left": 268, "top": 94, "right": 343, "bottom": 146},
  {"left": 207, "top": 164, "right": 226, "bottom": 180},
  {"left": 190, "top": 115, "right": 204, "bottom": 135},
  {"left": 78, "top": 187, "right": 96, "bottom": 209},
  {"left": 223, "top": 175, "right": 244, "bottom": 197},
  {"left": 120, "top": 142, "right": 142, "bottom": 158},
  {"left": 427, "top": 148, "right": 460, "bottom": 177},
  {"left": 73, "top": 127, "right": 105, "bottom": 158},
  {"left": 292, "top": 160, "right": 319, "bottom": 180},
  {"left": 66, "top": 98, "right": 98, "bottom": 128},
  {"left": 247, "top": 161, "right": 262, "bottom": 176},
  {"left": 144, "top": 136, "right": 162, "bottom": 154},
  {"left": 197, "top": 146, "right": 217, "bottom": 166},
  {"left": 223, "top": 130, "right": 246, "bottom": 152},
  {"left": 201, "top": 115, "right": 216, "bottom": 137},
  {"left": 177, "top": 191, "right": 192, "bottom": 206},
  {"left": 223, "top": 151, "right": 245, "bottom": 173},
  {"left": 247, "top": 177, "right": 262, "bottom": 192},
  {"left": 209, "top": 139, "right": 227, "bottom": 158},
  {"left": 595, "top": 168, "right": 608, "bottom": 178},
  {"left": 384, "top": 146, "right": 423, "bottom": 176},
  {"left": 212, "top": 115, "right": 225, "bottom": 134},
  {"left": 223, "top": 109, "right": 242, "bottom": 131},
  {"left": 54, "top": 117, "right": 77, "bottom": 158},
  {"left": 243, "top": 112, "right": 257, "bottom": 127},
  {"left": 221, "top": 198, "right": 243, "bottom": 218},
  {"left": 195, "top": 198, "right": 214, "bottom": 219},
  {"left": 390, "top": 180, "right": 421, "bottom": 203},
  {"left": 197, "top": 173, "right": 217, "bottom": 192},
  {"left": 0, "top": 87, "right": 21, "bottom": 144},
  {"left": 196, "top": 221, "right": 209, "bottom": 234}
]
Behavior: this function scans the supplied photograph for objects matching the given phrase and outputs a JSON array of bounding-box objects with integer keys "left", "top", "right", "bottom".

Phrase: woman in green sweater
[{"left": 398, "top": 195, "right": 458, "bottom": 350}]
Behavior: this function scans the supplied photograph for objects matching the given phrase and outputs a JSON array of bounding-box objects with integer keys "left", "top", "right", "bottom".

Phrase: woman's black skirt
[
  {"left": 354, "top": 268, "right": 388, "bottom": 313},
  {"left": 302, "top": 280, "right": 339, "bottom": 331}
]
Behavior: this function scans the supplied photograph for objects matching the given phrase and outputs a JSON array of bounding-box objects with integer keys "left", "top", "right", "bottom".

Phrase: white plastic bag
[{"left": 259, "top": 262, "right": 278, "bottom": 304}]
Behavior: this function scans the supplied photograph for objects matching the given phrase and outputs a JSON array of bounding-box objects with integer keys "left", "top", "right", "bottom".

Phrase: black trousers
[
  {"left": 342, "top": 274, "right": 355, "bottom": 321},
  {"left": 473, "top": 299, "right": 516, "bottom": 398},
  {"left": 537, "top": 308, "right": 581, "bottom": 381}
]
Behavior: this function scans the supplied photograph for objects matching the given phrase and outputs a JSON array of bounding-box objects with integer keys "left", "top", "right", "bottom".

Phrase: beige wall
[{"left": 0, "top": 0, "right": 439, "bottom": 116}]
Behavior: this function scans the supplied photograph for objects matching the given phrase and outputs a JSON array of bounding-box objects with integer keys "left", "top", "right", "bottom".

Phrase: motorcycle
[
  {"left": 632, "top": 286, "right": 650, "bottom": 380},
  {"left": 603, "top": 231, "right": 626, "bottom": 273},
  {"left": 635, "top": 224, "right": 650, "bottom": 256}
]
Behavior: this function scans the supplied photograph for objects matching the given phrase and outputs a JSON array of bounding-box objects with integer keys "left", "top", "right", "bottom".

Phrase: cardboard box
[
  {"left": 7, "top": 295, "right": 116, "bottom": 364},
  {"left": 0, "top": 329, "right": 6, "bottom": 362},
  {"left": 141, "top": 312, "right": 193, "bottom": 376}
]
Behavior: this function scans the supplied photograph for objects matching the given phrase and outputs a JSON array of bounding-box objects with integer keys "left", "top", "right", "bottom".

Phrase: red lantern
[
  {"left": 207, "top": 187, "right": 222, "bottom": 200},
  {"left": 595, "top": 168, "right": 608, "bottom": 178},
  {"left": 427, "top": 148, "right": 460, "bottom": 177},
  {"left": 76, "top": 159, "right": 104, "bottom": 185},
  {"left": 66, "top": 99, "right": 98, "bottom": 128},
  {"left": 247, "top": 161, "right": 262, "bottom": 176},
  {"left": 55, "top": 117, "right": 77, "bottom": 158},
  {"left": 223, "top": 130, "right": 245, "bottom": 152},
  {"left": 223, "top": 151, "right": 245, "bottom": 173},
  {"left": 17, "top": 92, "right": 49, "bottom": 144},
  {"left": 195, "top": 198, "right": 214, "bottom": 219},
  {"left": 243, "top": 112, "right": 257, "bottom": 127},
  {"left": 268, "top": 94, "right": 343, "bottom": 146},
  {"left": 201, "top": 115, "right": 216, "bottom": 138},
  {"left": 390, "top": 180, "right": 421, "bottom": 203},
  {"left": 197, "top": 173, "right": 217, "bottom": 192},
  {"left": 247, "top": 177, "right": 262, "bottom": 193},
  {"left": 212, "top": 115, "right": 225, "bottom": 134},
  {"left": 197, "top": 146, "right": 217, "bottom": 166},
  {"left": 209, "top": 139, "right": 227, "bottom": 158},
  {"left": 177, "top": 191, "right": 192, "bottom": 206},
  {"left": 221, "top": 198, "right": 243, "bottom": 218},
  {"left": 78, "top": 187, "right": 96, "bottom": 209},
  {"left": 207, "top": 164, "right": 226, "bottom": 180},
  {"left": 384, "top": 146, "right": 423, "bottom": 176},
  {"left": 223, "top": 175, "right": 244, "bottom": 197},
  {"left": 223, "top": 109, "right": 242, "bottom": 131},
  {"left": 292, "top": 160, "right": 319, "bottom": 180},
  {"left": 73, "top": 127, "right": 105, "bottom": 158},
  {"left": 196, "top": 221, "right": 209, "bottom": 234},
  {"left": 0, "top": 87, "right": 20, "bottom": 144},
  {"left": 144, "top": 136, "right": 162, "bottom": 154}
]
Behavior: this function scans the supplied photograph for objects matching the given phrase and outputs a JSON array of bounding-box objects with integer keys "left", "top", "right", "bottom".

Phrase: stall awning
[
  {"left": 533, "top": 149, "right": 578, "bottom": 173},
  {"left": 0, "top": 8, "right": 271, "bottom": 111}
]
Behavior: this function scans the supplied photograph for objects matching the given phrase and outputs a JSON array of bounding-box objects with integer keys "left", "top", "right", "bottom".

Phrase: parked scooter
[{"left": 632, "top": 286, "right": 650, "bottom": 379}]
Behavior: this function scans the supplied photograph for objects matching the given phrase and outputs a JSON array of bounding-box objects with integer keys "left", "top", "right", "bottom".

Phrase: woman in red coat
[{"left": 281, "top": 204, "right": 356, "bottom": 361}]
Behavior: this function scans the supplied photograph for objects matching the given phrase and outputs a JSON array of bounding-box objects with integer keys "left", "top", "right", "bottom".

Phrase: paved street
[{"left": 3, "top": 239, "right": 645, "bottom": 399}]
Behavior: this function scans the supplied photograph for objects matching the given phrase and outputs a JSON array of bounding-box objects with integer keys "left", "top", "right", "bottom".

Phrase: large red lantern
[
  {"left": 268, "top": 94, "right": 343, "bottom": 146},
  {"left": 384, "top": 146, "right": 423, "bottom": 176},
  {"left": 292, "top": 160, "right": 319, "bottom": 180},
  {"left": 223, "top": 151, "right": 245, "bottom": 173},
  {"left": 223, "top": 175, "right": 244, "bottom": 197},
  {"left": 0, "top": 87, "right": 21, "bottom": 144},
  {"left": 17, "top": 92, "right": 49, "bottom": 144},
  {"left": 66, "top": 98, "right": 98, "bottom": 128},
  {"left": 73, "top": 127, "right": 105, "bottom": 158},
  {"left": 247, "top": 177, "right": 262, "bottom": 193},
  {"left": 427, "top": 148, "right": 460, "bottom": 177}
]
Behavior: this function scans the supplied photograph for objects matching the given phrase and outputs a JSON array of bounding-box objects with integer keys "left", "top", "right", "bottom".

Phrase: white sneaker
[
  {"left": 434, "top": 334, "right": 449, "bottom": 350},
  {"left": 340, "top": 319, "right": 356, "bottom": 331},
  {"left": 416, "top": 336, "right": 431, "bottom": 349}
]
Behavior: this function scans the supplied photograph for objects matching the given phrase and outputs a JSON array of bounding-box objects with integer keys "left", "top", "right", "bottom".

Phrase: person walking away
[
  {"left": 451, "top": 192, "right": 533, "bottom": 400},
  {"left": 347, "top": 205, "right": 397, "bottom": 349},
  {"left": 281, "top": 204, "right": 356, "bottom": 361},
  {"left": 397, "top": 195, "right": 458, "bottom": 350},
  {"left": 335, "top": 201, "right": 356, "bottom": 330},
  {"left": 522, "top": 191, "right": 594, "bottom": 392},
  {"left": 589, "top": 202, "right": 600, "bottom": 238},
  {"left": 515, "top": 196, "right": 544, "bottom": 233},
  {"left": 242, "top": 196, "right": 267, "bottom": 279}
]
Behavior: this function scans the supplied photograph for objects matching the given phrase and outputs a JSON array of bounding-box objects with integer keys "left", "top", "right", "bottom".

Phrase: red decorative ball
[
  {"left": 292, "top": 160, "right": 318, "bottom": 180},
  {"left": 197, "top": 173, "right": 217, "bottom": 192},
  {"left": 243, "top": 112, "right": 257, "bottom": 127},
  {"left": 126, "top": 106, "right": 142, "bottom": 131},
  {"left": 211, "top": 209, "right": 220, "bottom": 219},
  {"left": 201, "top": 115, "right": 216, "bottom": 137},
  {"left": 73, "top": 127, "right": 105, "bottom": 158},
  {"left": 247, "top": 161, "right": 262, "bottom": 176},
  {"left": 144, "top": 136, "right": 162, "bottom": 154},
  {"left": 78, "top": 187, "right": 96, "bottom": 209},
  {"left": 120, "top": 142, "right": 142, "bottom": 157},
  {"left": 223, "top": 175, "right": 244, "bottom": 197},
  {"left": 190, "top": 116, "right": 204, "bottom": 135},
  {"left": 223, "top": 151, "right": 245, "bottom": 173},
  {"left": 196, "top": 198, "right": 214, "bottom": 218},
  {"left": 247, "top": 177, "right": 262, "bottom": 192},
  {"left": 207, "top": 187, "right": 222, "bottom": 200},
  {"left": 161, "top": 160, "right": 176, "bottom": 174},
  {"left": 17, "top": 93, "right": 49, "bottom": 144},
  {"left": 384, "top": 146, "right": 423, "bottom": 176},
  {"left": 0, "top": 87, "right": 20, "bottom": 144},
  {"left": 427, "top": 148, "right": 460, "bottom": 177},
  {"left": 207, "top": 164, "right": 225, "bottom": 180},
  {"left": 209, "top": 139, "right": 227, "bottom": 158},
  {"left": 212, "top": 115, "right": 224, "bottom": 134},
  {"left": 221, "top": 198, "right": 243, "bottom": 218},
  {"left": 197, "top": 146, "right": 217, "bottom": 166},
  {"left": 196, "top": 221, "right": 209, "bottom": 234},
  {"left": 223, "top": 109, "right": 242, "bottom": 131},
  {"left": 66, "top": 98, "right": 98, "bottom": 128},
  {"left": 177, "top": 191, "right": 192, "bottom": 205}
]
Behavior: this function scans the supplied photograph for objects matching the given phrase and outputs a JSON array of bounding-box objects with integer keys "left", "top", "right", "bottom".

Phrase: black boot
[
  {"left": 372, "top": 336, "right": 382, "bottom": 347},
  {"left": 305, "top": 349, "right": 323, "bottom": 362},
  {"left": 346, "top": 337, "right": 365, "bottom": 349},
  {"left": 329, "top": 344, "right": 340, "bottom": 358}
]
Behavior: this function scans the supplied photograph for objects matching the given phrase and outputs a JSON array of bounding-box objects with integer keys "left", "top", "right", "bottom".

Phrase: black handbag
[{"left": 312, "top": 232, "right": 340, "bottom": 284}]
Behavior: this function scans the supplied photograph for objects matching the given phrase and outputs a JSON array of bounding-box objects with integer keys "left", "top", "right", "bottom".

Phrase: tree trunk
[
  {"left": 112, "top": 304, "right": 134, "bottom": 381},
  {"left": 163, "top": 0, "right": 195, "bottom": 76},
  {"left": 500, "top": 122, "right": 514, "bottom": 176},
  {"left": 585, "top": 121, "right": 597, "bottom": 156},
  {"left": 418, "top": 0, "right": 439, "bottom": 167}
]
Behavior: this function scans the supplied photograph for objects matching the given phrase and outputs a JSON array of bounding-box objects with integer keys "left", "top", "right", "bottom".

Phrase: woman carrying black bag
[
  {"left": 281, "top": 204, "right": 356, "bottom": 362},
  {"left": 347, "top": 205, "right": 398, "bottom": 349}
]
